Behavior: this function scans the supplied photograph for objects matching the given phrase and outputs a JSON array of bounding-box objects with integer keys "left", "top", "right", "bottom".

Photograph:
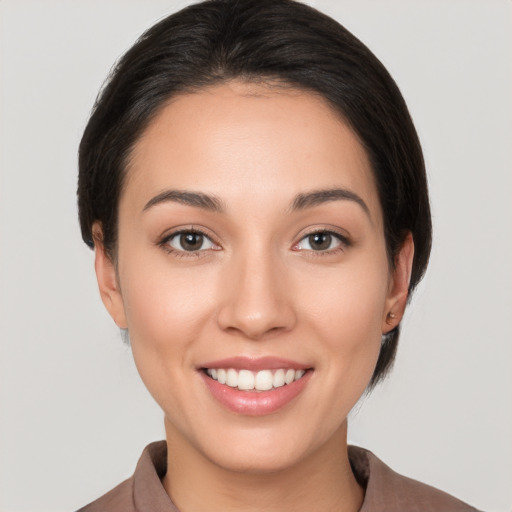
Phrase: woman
[{"left": 76, "top": 0, "right": 478, "bottom": 510}]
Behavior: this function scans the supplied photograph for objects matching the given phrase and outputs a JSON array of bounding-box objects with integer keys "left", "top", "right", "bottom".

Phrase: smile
[{"left": 205, "top": 368, "right": 306, "bottom": 391}]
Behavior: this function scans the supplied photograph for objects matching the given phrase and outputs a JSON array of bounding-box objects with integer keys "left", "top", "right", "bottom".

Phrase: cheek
[
  {"left": 297, "top": 255, "right": 389, "bottom": 383},
  {"left": 300, "top": 254, "right": 389, "bottom": 333},
  {"left": 120, "top": 255, "right": 217, "bottom": 338},
  {"left": 117, "top": 255, "right": 220, "bottom": 401}
]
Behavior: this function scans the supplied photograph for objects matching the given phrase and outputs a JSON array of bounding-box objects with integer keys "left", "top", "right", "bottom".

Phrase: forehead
[{"left": 124, "top": 81, "right": 381, "bottom": 222}]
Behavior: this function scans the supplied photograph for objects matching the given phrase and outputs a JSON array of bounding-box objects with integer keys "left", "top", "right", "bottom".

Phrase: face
[{"left": 95, "top": 81, "right": 412, "bottom": 473}]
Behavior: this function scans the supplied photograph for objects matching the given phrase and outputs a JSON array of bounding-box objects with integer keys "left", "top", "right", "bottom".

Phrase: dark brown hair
[{"left": 78, "top": 0, "right": 432, "bottom": 387}]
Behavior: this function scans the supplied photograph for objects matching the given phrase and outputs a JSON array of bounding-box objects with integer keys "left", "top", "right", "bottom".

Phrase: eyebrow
[
  {"left": 143, "top": 190, "right": 225, "bottom": 213},
  {"left": 142, "top": 187, "right": 369, "bottom": 217},
  {"left": 291, "top": 188, "right": 370, "bottom": 216}
]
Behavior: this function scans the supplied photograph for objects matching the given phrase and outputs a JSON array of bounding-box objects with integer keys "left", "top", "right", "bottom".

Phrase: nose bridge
[{"left": 217, "top": 241, "right": 295, "bottom": 339}]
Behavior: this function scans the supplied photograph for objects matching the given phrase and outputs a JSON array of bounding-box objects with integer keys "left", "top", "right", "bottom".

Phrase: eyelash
[
  {"left": 159, "top": 228, "right": 220, "bottom": 259},
  {"left": 158, "top": 228, "right": 350, "bottom": 258},
  {"left": 292, "top": 229, "right": 350, "bottom": 257}
]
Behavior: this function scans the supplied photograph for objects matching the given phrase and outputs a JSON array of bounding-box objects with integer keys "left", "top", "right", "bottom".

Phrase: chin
[
  {"left": 192, "top": 420, "right": 339, "bottom": 475},
  {"left": 206, "top": 443, "right": 308, "bottom": 475}
]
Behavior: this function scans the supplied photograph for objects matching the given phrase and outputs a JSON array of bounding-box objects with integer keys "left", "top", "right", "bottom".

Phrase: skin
[{"left": 94, "top": 81, "right": 414, "bottom": 512}]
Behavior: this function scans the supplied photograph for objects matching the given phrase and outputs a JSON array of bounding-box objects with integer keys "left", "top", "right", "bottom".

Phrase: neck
[{"left": 162, "top": 419, "right": 364, "bottom": 512}]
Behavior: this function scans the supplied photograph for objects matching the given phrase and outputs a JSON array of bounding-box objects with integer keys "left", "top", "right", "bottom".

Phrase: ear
[
  {"left": 382, "top": 232, "right": 415, "bottom": 334},
  {"left": 92, "top": 223, "right": 128, "bottom": 329}
]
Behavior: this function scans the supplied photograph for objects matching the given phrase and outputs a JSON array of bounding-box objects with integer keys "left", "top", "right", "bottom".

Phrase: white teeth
[
  {"left": 255, "top": 370, "right": 273, "bottom": 391},
  {"left": 217, "top": 368, "right": 226, "bottom": 384},
  {"left": 226, "top": 368, "right": 238, "bottom": 387},
  {"left": 205, "top": 367, "right": 307, "bottom": 391},
  {"left": 273, "top": 369, "right": 285, "bottom": 388},
  {"left": 237, "top": 369, "right": 255, "bottom": 390}
]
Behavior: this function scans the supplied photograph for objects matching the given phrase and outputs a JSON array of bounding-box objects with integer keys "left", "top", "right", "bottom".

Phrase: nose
[{"left": 216, "top": 248, "right": 297, "bottom": 340}]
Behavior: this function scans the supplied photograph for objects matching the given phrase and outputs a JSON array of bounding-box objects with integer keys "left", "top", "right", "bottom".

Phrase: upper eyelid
[
  {"left": 294, "top": 226, "right": 351, "bottom": 243},
  {"left": 158, "top": 225, "right": 350, "bottom": 250},
  {"left": 300, "top": 230, "right": 345, "bottom": 241},
  {"left": 296, "top": 232, "right": 347, "bottom": 247},
  {"left": 160, "top": 226, "right": 218, "bottom": 243},
  {"left": 291, "top": 228, "right": 352, "bottom": 255},
  {"left": 159, "top": 228, "right": 220, "bottom": 257}
]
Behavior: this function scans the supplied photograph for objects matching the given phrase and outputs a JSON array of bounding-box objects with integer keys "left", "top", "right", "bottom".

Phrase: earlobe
[
  {"left": 92, "top": 223, "right": 128, "bottom": 329},
  {"left": 382, "top": 232, "right": 415, "bottom": 333}
]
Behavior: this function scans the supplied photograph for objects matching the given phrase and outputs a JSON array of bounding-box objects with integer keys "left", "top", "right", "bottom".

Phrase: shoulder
[
  {"left": 75, "top": 477, "right": 135, "bottom": 512},
  {"left": 349, "top": 446, "right": 480, "bottom": 512},
  {"left": 75, "top": 441, "right": 173, "bottom": 512}
]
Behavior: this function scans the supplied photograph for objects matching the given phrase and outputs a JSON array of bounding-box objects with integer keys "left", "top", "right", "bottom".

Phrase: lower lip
[{"left": 200, "top": 370, "right": 312, "bottom": 416}]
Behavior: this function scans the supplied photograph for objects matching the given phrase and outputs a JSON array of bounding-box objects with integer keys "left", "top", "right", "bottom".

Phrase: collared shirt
[{"left": 77, "top": 441, "right": 479, "bottom": 512}]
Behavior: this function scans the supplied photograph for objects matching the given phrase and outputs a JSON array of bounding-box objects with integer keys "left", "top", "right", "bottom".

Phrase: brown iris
[
  {"left": 308, "top": 232, "right": 332, "bottom": 251},
  {"left": 180, "top": 232, "right": 204, "bottom": 251}
]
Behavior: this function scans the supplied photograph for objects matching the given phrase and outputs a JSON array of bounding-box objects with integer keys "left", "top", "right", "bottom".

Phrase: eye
[
  {"left": 294, "top": 231, "right": 346, "bottom": 252},
  {"left": 166, "top": 231, "right": 216, "bottom": 252}
]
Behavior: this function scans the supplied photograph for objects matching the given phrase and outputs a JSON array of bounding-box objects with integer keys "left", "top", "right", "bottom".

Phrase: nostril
[
  {"left": 215, "top": 261, "right": 298, "bottom": 339},
  {"left": 216, "top": 303, "right": 297, "bottom": 340}
]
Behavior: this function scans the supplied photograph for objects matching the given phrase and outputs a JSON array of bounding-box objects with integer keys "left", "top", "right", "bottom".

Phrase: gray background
[{"left": 1, "top": 1, "right": 511, "bottom": 510}]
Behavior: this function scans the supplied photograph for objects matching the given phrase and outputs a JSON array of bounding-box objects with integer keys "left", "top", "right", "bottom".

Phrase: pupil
[
  {"left": 181, "top": 232, "right": 203, "bottom": 251},
  {"left": 309, "top": 232, "right": 331, "bottom": 251}
]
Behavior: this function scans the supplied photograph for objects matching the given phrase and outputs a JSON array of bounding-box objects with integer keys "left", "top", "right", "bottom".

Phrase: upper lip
[{"left": 199, "top": 356, "right": 311, "bottom": 371}]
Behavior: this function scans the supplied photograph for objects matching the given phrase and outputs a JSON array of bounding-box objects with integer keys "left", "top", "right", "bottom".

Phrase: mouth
[
  {"left": 203, "top": 367, "right": 307, "bottom": 391},
  {"left": 199, "top": 357, "right": 313, "bottom": 415}
]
